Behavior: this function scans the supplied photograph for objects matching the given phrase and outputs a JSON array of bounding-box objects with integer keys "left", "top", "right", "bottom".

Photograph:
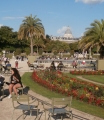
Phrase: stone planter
[
  {"left": 28, "top": 55, "right": 39, "bottom": 63},
  {"left": 97, "top": 60, "right": 104, "bottom": 70}
]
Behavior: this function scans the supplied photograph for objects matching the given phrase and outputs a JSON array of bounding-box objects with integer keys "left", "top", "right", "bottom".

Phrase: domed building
[
  {"left": 64, "top": 26, "right": 73, "bottom": 38},
  {"left": 50, "top": 26, "right": 79, "bottom": 43}
]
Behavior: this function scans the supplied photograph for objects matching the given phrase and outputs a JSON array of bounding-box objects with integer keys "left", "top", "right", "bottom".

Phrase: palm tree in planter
[{"left": 18, "top": 14, "right": 45, "bottom": 55}]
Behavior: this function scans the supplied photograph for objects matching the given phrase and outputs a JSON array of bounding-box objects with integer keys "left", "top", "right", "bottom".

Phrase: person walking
[{"left": 15, "top": 59, "right": 18, "bottom": 69}]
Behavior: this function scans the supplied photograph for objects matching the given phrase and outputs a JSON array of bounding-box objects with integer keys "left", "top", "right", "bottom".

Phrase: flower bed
[
  {"left": 32, "top": 70, "right": 104, "bottom": 108},
  {"left": 70, "top": 70, "right": 104, "bottom": 75}
]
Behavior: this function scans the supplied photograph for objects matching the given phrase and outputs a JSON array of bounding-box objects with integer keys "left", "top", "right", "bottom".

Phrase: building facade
[{"left": 50, "top": 26, "right": 80, "bottom": 43}]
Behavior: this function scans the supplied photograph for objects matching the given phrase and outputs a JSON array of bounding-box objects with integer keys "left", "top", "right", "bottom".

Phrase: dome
[
  {"left": 65, "top": 27, "right": 72, "bottom": 34},
  {"left": 64, "top": 27, "right": 73, "bottom": 38}
]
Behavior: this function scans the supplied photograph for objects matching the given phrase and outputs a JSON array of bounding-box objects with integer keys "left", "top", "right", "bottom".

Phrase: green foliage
[
  {"left": 79, "top": 19, "right": 104, "bottom": 58},
  {"left": 69, "top": 42, "right": 78, "bottom": 51},
  {"left": 39, "top": 48, "right": 43, "bottom": 55},
  {"left": 14, "top": 48, "right": 22, "bottom": 55},
  {"left": 18, "top": 14, "right": 45, "bottom": 55},
  {"left": 5, "top": 53, "right": 13, "bottom": 59},
  {"left": 24, "top": 47, "right": 30, "bottom": 55},
  {"left": 53, "top": 51, "right": 58, "bottom": 55}
]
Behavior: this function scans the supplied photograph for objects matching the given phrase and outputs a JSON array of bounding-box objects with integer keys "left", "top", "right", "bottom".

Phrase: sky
[{"left": 0, "top": 0, "right": 104, "bottom": 38}]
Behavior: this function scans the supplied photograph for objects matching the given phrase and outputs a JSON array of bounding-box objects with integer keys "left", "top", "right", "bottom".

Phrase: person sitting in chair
[
  {"left": 57, "top": 61, "right": 64, "bottom": 71},
  {"left": 8, "top": 68, "right": 23, "bottom": 98},
  {"left": 50, "top": 61, "right": 56, "bottom": 70},
  {"left": 3, "top": 61, "right": 11, "bottom": 73}
]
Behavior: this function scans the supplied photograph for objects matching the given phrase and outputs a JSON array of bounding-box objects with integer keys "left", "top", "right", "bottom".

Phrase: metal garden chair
[
  {"left": 44, "top": 96, "right": 73, "bottom": 120},
  {"left": 11, "top": 94, "right": 39, "bottom": 120},
  {"left": 17, "top": 87, "right": 24, "bottom": 95}
]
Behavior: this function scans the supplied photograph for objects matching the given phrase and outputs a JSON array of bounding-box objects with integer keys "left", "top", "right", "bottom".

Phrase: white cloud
[
  {"left": 2, "top": 16, "right": 24, "bottom": 20},
  {"left": 75, "top": 0, "right": 104, "bottom": 4},
  {"left": 57, "top": 26, "right": 70, "bottom": 35},
  {"left": 0, "top": 24, "right": 3, "bottom": 28}
]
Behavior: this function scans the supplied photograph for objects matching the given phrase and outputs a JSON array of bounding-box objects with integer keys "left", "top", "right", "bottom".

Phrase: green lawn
[
  {"left": 21, "top": 72, "right": 104, "bottom": 119},
  {"left": 82, "top": 75, "right": 104, "bottom": 84},
  {"left": 66, "top": 73, "right": 104, "bottom": 85}
]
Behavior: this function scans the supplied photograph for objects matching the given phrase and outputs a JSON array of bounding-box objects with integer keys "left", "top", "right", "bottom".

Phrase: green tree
[
  {"left": 79, "top": 19, "right": 104, "bottom": 58},
  {"left": 33, "top": 37, "right": 45, "bottom": 55},
  {"left": 18, "top": 14, "right": 45, "bottom": 55}
]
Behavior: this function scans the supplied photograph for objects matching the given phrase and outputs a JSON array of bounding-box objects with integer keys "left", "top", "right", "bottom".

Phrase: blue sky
[{"left": 0, "top": 0, "right": 104, "bottom": 38}]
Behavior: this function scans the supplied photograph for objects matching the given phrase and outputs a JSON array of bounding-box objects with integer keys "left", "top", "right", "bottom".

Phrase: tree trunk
[
  {"left": 89, "top": 47, "right": 92, "bottom": 59},
  {"left": 30, "top": 38, "right": 33, "bottom": 55},
  {"left": 37, "top": 46, "right": 38, "bottom": 55}
]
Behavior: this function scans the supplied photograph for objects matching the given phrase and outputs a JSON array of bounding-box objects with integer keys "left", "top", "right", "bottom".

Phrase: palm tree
[
  {"left": 18, "top": 14, "right": 45, "bottom": 55},
  {"left": 33, "top": 37, "right": 45, "bottom": 55},
  {"left": 79, "top": 19, "right": 104, "bottom": 58}
]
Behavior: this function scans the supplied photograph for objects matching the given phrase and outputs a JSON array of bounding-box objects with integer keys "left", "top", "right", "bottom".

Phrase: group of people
[
  {"left": 50, "top": 61, "right": 64, "bottom": 71},
  {"left": 0, "top": 67, "right": 22, "bottom": 99}
]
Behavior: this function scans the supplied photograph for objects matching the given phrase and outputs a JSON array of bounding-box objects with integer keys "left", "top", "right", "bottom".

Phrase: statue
[{"left": 12, "top": 51, "right": 15, "bottom": 59}]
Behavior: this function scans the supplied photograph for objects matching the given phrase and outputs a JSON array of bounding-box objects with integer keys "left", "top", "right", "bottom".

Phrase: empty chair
[
  {"left": 44, "top": 96, "right": 73, "bottom": 120},
  {"left": 11, "top": 94, "right": 39, "bottom": 120}
]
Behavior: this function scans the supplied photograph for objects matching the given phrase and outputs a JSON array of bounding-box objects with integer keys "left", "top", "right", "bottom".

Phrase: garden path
[{"left": 77, "top": 76, "right": 104, "bottom": 86}]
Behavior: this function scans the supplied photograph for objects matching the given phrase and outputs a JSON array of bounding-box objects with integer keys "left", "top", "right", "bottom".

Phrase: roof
[{"left": 64, "top": 27, "right": 72, "bottom": 34}]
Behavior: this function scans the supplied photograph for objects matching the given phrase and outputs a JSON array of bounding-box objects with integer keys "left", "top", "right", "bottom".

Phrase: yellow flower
[
  {"left": 95, "top": 87, "right": 99, "bottom": 90},
  {"left": 70, "top": 80, "right": 73, "bottom": 83},
  {"left": 86, "top": 93, "right": 90, "bottom": 98},
  {"left": 65, "top": 88, "right": 68, "bottom": 92}
]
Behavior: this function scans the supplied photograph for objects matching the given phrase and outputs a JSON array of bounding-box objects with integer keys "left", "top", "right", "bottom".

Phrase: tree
[
  {"left": 33, "top": 37, "right": 45, "bottom": 55},
  {"left": 18, "top": 14, "right": 45, "bottom": 55},
  {"left": 79, "top": 19, "right": 104, "bottom": 58}
]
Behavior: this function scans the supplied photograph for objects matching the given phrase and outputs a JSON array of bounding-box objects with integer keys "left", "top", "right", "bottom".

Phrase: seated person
[
  {"left": 50, "top": 61, "right": 56, "bottom": 70},
  {"left": 33, "top": 61, "right": 39, "bottom": 69},
  {"left": 90, "top": 61, "right": 96, "bottom": 70},
  {"left": 0, "top": 75, "right": 5, "bottom": 100},
  {"left": 27, "top": 61, "right": 34, "bottom": 69},
  {"left": 8, "top": 68, "right": 23, "bottom": 98},
  {"left": 3, "top": 61, "right": 11, "bottom": 73},
  {"left": 57, "top": 61, "right": 64, "bottom": 71}
]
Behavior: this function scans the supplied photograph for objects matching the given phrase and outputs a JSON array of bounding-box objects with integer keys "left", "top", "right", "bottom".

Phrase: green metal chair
[
  {"left": 11, "top": 94, "right": 39, "bottom": 120},
  {"left": 44, "top": 96, "right": 73, "bottom": 120},
  {"left": 17, "top": 87, "right": 24, "bottom": 95}
]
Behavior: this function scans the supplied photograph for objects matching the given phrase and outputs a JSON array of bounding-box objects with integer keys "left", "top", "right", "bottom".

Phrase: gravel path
[{"left": 0, "top": 59, "right": 103, "bottom": 120}]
